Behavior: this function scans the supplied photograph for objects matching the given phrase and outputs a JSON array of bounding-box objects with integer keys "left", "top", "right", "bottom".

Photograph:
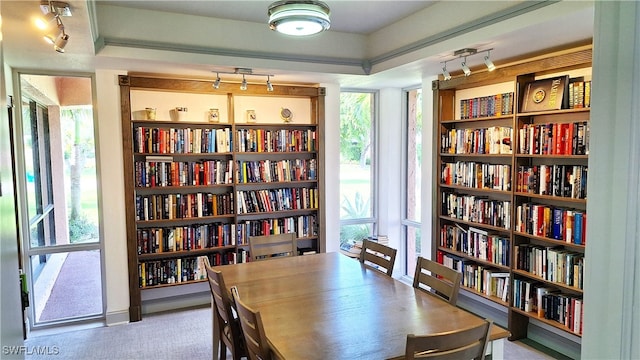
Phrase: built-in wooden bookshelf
[
  {"left": 433, "top": 45, "right": 591, "bottom": 340},
  {"left": 119, "top": 75, "right": 325, "bottom": 321}
]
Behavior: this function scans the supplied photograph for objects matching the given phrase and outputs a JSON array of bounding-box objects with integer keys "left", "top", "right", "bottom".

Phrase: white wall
[
  {"left": 320, "top": 83, "right": 341, "bottom": 253},
  {"left": 95, "top": 69, "right": 130, "bottom": 325}
]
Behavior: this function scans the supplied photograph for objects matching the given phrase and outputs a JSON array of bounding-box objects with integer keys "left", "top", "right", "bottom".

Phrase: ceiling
[{"left": 2, "top": 1, "right": 595, "bottom": 89}]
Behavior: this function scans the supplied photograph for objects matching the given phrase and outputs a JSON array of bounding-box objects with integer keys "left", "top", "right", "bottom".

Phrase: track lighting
[
  {"left": 211, "top": 68, "right": 275, "bottom": 92},
  {"left": 266, "top": 76, "right": 274, "bottom": 92},
  {"left": 440, "top": 47, "right": 497, "bottom": 80},
  {"left": 484, "top": 51, "right": 496, "bottom": 72},
  {"left": 240, "top": 75, "right": 248, "bottom": 91},
  {"left": 461, "top": 57, "right": 471, "bottom": 77},
  {"left": 37, "top": 1, "right": 72, "bottom": 53},
  {"left": 441, "top": 62, "right": 452, "bottom": 81},
  {"left": 213, "top": 73, "right": 221, "bottom": 89}
]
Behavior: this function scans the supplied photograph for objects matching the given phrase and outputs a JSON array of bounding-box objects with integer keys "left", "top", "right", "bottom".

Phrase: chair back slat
[
  {"left": 234, "top": 294, "right": 273, "bottom": 360},
  {"left": 412, "top": 257, "right": 462, "bottom": 305},
  {"left": 249, "top": 233, "right": 297, "bottom": 261},
  {"left": 359, "top": 239, "right": 397, "bottom": 277},
  {"left": 405, "top": 320, "right": 492, "bottom": 360}
]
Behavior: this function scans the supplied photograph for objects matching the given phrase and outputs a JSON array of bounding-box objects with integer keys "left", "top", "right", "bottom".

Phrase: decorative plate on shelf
[{"left": 280, "top": 107, "right": 293, "bottom": 123}]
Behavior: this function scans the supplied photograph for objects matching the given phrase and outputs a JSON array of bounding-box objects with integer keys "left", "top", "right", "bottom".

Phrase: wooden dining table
[{"left": 215, "top": 251, "right": 510, "bottom": 359}]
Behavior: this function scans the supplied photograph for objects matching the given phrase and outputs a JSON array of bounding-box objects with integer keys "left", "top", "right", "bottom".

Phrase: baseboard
[
  {"left": 105, "top": 310, "right": 130, "bottom": 326},
  {"left": 458, "top": 289, "right": 581, "bottom": 359},
  {"left": 141, "top": 291, "right": 211, "bottom": 315}
]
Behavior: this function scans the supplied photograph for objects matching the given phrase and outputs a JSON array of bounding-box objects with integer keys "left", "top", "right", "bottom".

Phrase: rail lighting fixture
[
  {"left": 440, "top": 47, "right": 497, "bottom": 80},
  {"left": 212, "top": 68, "right": 276, "bottom": 92},
  {"left": 268, "top": 0, "right": 331, "bottom": 36},
  {"left": 37, "top": 1, "right": 72, "bottom": 53}
]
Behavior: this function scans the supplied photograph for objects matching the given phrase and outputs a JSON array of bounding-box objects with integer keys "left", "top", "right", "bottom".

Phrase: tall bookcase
[
  {"left": 119, "top": 74, "right": 325, "bottom": 321},
  {"left": 433, "top": 45, "right": 591, "bottom": 340}
]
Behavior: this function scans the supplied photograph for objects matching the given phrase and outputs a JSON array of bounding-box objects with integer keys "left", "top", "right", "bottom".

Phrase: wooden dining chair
[
  {"left": 412, "top": 256, "right": 462, "bottom": 305},
  {"left": 404, "top": 320, "right": 492, "bottom": 360},
  {"left": 204, "top": 257, "right": 246, "bottom": 360},
  {"left": 359, "top": 239, "right": 397, "bottom": 276},
  {"left": 233, "top": 293, "right": 277, "bottom": 360},
  {"left": 249, "top": 233, "right": 297, "bottom": 261}
]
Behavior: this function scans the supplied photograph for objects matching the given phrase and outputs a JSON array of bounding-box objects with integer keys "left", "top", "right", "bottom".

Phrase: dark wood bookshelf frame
[
  {"left": 120, "top": 74, "right": 325, "bottom": 321},
  {"left": 432, "top": 44, "right": 592, "bottom": 341}
]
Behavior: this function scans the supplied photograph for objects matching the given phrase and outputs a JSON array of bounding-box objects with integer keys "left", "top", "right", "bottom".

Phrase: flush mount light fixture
[
  {"left": 212, "top": 68, "right": 276, "bottom": 91},
  {"left": 268, "top": 0, "right": 330, "bottom": 36}
]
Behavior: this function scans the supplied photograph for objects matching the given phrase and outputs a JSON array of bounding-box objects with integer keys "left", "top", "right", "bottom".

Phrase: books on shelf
[
  {"left": 135, "top": 192, "right": 234, "bottom": 221},
  {"left": 236, "top": 187, "right": 318, "bottom": 214},
  {"left": 237, "top": 215, "right": 317, "bottom": 245},
  {"left": 236, "top": 128, "right": 317, "bottom": 153},
  {"left": 517, "top": 164, "right": 587, "bottom": 199},
  {"left": 441, "top": 161, "right": 511, "bottom": 191},
  {"left": 236, "top": 158, "right": 317, "bottom": 183},
  {"left": 518, "top": 121, "right": 589, "bottom": 156},
  {"left": 521, "top": 76, "right": 569, "bottom": 113},
  {"left": 459, "top": 92, "right": 514, "bottom": 119},
  {"left": 134, "top": 126, "right": 232, "bottom": 154},
  {"left": 137, "top": 222, "right": 236, "bottom": 254},
  {"left": 441, "top": 192, "right": 511, "bottom": 229},
  {"left": 441, "top": 126, "right": 513, "bottom": 155},
  {"left": 135, "top": 159, "right": 233, "bottom": 187},
  {"left": 515, "top": 203, "right": 586, "bottom": 245}
]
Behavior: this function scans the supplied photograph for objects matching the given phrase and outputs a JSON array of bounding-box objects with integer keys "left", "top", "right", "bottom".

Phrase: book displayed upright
[{"left": 520, "top": 75, "right": 570, "bottom": 113}]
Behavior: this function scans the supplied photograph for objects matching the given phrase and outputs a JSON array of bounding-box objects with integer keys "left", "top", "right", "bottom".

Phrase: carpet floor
[{"left": 25, "top": 306, "right": 567, "bottom": 360}]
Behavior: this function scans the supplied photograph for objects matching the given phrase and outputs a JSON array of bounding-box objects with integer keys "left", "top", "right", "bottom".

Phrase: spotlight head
[
  {"left": 240, "top": 75, "right": 247, "bottom": 91},
  {"left": 484, "top": 55, "right": 496, "bottom": 72},
  {"left": 54, "top": 33, "right": 69, "bottom": 53},
  {"left": 461, "top": 58, "right": 471, "bottom": 77},
  {"left": 213, "top": 73, "right": 221, "bottom": 89},
  {"left": 266, "top": 76, "right": 274, "bottom": 92},
  {"left": 441, "top": 63, "right": 451, "bottom": 81}
]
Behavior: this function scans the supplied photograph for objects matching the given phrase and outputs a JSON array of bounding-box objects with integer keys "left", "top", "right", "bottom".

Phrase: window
[
  {"left": 403, "top": 88, "right": 422, "bottom": 276},
  {"left": 339, "top": 91, "right": 376, "bottom": 246}
]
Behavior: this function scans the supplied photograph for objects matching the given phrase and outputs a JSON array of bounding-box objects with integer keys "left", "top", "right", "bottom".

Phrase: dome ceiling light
[{"left": 268, "top": 1, "right": 331, "bottom": 36}]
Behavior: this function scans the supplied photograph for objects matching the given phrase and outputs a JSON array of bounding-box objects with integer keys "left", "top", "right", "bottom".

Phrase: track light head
[
  {"left": 266, "top": 76, "right": 274, "bottom": 92},
  {"left": 461, "top": 57, "right": 471, "bottom": 77},
  {"left": 213, "top": 73, "right": 221, "bottom": 89},
  {"left": 484, "top": 52, "right": 496, "bottom": 71},
  {"left": 54, "top": 33, "right": 69, "bottom": 53},
  {"left": 441, "top": 62, "right": 452, "bottom": 81},
  {"left": 240, "top": 75, "right": 248, "bottom": 91}
]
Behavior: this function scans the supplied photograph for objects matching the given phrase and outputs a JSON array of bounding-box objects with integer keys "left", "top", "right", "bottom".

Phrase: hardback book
[{"left": 521, "top": 75, "right": 570, "bottom": 113}]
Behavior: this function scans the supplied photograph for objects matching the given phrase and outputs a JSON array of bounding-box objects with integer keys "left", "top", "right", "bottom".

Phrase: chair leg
[{"left": 218, "top": 342, "right": 227, "bottom": 360}]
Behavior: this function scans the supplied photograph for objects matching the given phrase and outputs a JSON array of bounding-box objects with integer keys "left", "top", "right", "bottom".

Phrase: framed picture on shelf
[
  {"left": 208, "top": 108, "right": 219, "bottom": 123},
  {"left": 247, "top": 109, "right": 257, "bottom": 123}
]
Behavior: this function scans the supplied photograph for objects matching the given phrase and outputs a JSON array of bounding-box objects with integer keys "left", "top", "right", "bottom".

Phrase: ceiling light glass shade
[
  {"left": 268, "top": 1, "right": 330, "bottom": 36},
  {"left": 484, "top": 55, "right": 496, "bottom": 71}
]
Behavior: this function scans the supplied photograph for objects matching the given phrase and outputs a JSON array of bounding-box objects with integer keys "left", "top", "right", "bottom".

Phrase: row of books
[
  {"left": 236, "top": 159, "right": 317, "bottom": 183},
  {"left": 515, "top": 203, "right": 586, "bottom": 245},
  {"left": 459, "top": 92, "right": 515, "bottom": 119},
  {"left": 136, "top": 223, "right": 236, "bottom": 254},
  {"left": 441, "top": 161, "right": 511, "bottom": 191},
  {"left": 439, "top": 252, "right": 510, "bottom": 301},
  {"left": 512, "top": 279, "right": 583, "bottom": 335},
  {"left": 236, "top": 187, "right": 318, "bottom": 214},
  {"left": 237, "top": 215, "right": 316, "bottom": 245},
  {"left": 514, "top": 244, "right": 585, "bottom": 289},
  {"left": 442, "top": 192, "right": 511, "bottom": 230},
  {"left": 134, "top": 127, "right": 233, "bottom": 154},
  {"left": 441, "top": 127, "right": 513, "bottom": 155},
  {"left": 517, "top": 164, "right": 587, "bottom": 199},
  {"left": 138, "top": 254, "right": 238, "bottom": 288},
  {"left": 518, "top": 121, "right": 589, "bottom": 155},
  {"left": 439, "top": 224, "right": 510, "bottom": 266},
  {"left": 135, "top": 192, "right": 234, "bottom": 221},
  {"left": 236, "top": 128, "right": 317, "bottom": 153},
  {"left": 568, "top": 79, "right": 591, "bottom": 109},
  {"left": 135, "top": 159, "right": 233, "bottom": 187}
]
